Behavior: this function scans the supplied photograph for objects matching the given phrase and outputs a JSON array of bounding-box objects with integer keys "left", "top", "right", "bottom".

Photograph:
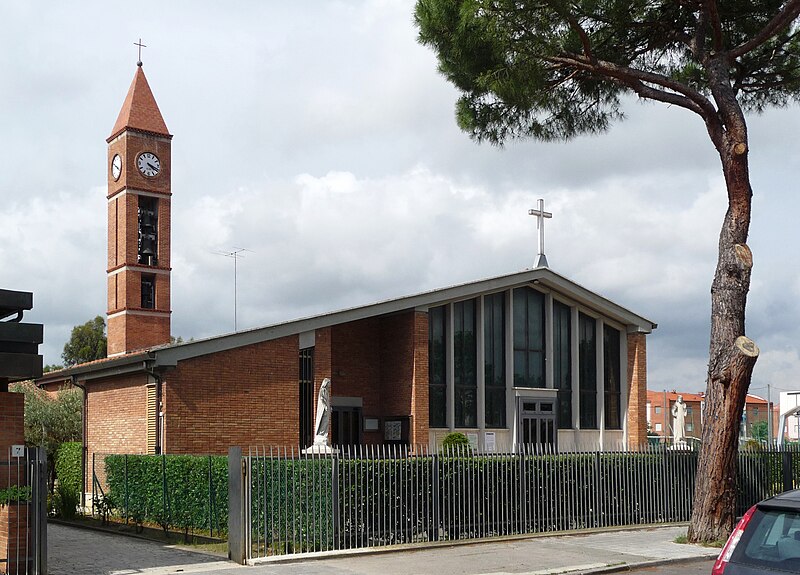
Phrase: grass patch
[
  {"left": 674, "top": 533, "right": 725, "bottom": 548},
  {"left": 173, "top": 541, "right": 228, "bottom": 557}
]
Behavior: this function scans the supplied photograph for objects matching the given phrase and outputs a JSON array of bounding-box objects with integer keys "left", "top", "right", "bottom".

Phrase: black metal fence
[{"left": 229, "top": 443, "right": 800, "bottom": 563}]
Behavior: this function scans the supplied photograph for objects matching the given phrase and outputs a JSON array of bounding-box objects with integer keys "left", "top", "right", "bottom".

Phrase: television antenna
[{"left": 214, "top": 247, "right": 251, "bottom": 332}]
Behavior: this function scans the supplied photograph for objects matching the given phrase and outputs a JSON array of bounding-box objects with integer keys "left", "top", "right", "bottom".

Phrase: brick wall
[
  {"left": 164, "top": 335, "right": 300, "bottom": 453},
  {"left": 0, "top": 391, "right": 28, "bottom": 572},
  {"left": 0, "top": 391, "right": 25, "bottom": 495},
  {"left": 410, "top": 312, "right": 429, "bottom": 446},
  {"left": 626, "top": 332, "right": 648, "bottom": 448},
  {"left": 0, "top": 392, "right": 24, "bottom": 460},
  {"left": 332, "top": 318, "right": 382, "bottom": 442},
  {"left": 329, "top": 311, "right": 426, "bottom": 445},
  {"left": 85, "top": 374, "right": 149, "bottom": 490}
]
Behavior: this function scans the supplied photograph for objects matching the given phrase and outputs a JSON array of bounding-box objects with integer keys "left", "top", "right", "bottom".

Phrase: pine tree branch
[
  {"left": 546, "top": 54, "right": 717, "bottom": 118},
  {"left": 730, "top": 0, "right": 800, "bottom": 59},
  {"left": 703, "top": 0, "right": 725, "bottom": 52}
]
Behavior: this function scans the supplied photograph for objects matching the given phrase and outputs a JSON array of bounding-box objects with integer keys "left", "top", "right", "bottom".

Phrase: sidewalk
[{"left": 49, "top": 522, "right": 719, "bottom": 575}]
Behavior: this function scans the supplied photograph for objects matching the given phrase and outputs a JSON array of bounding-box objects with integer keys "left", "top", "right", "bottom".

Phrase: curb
[
  {"left": 249, "top": 523, "right": 693, "bottom": 566},
  {"left": 567, "top": 554, "right": 718, "bottom": 574}
]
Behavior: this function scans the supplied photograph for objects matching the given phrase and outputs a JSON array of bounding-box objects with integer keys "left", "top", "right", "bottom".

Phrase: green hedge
[
  {"left": 104, "top": 454, "right": 228, "bottom": 536},
  {"left": 56, "top": 442, "right": 82, "bottom": 496},
  {"left": 250, "top": 457, "right": 334, "bottom": 553}
]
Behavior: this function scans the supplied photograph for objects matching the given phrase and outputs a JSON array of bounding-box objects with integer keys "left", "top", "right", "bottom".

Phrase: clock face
[
  {"left": 137, "top": 152, "right": 161, "bottom": 177},
  {"left": 111, "top": 154, "right": 122, "bottom": 180}
]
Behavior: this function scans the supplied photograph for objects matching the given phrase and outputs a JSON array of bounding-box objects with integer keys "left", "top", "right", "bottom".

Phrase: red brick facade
[
  {"left": 0, "top": 392, "right": 27, "bottom": 573},
  {"left": 0, "top": 393, "right": 24, "bottom": 469},
  {"left": 164, "top": 336, "right": 300, "bottom": 452},
  {"left": 626, "top": 332, "right": 648, "bottom": 448}
]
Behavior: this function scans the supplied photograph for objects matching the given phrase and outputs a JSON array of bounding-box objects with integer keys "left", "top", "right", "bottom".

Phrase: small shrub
[
  {"left": 0, "top": 485, "right": 32, "bottom": 506},
  {"left": 55, "top": 442, "right": 83, "bottom": 497},
  {"left": 55, "top": 482, "right": 79, "bottom": 519},
  {"left": 441, "top": 432, "right": 471, "bottom": 454}
]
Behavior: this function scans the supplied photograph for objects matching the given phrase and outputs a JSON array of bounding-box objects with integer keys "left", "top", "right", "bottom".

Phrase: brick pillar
[
  {"left": 0, "top": 392, "right": 25, "bottom": 477},
  {"left": 0, "top": 391, "right": 28, "bottom": 573},
  {"left": 626, "top": 332, "right": 648, "bottom": 449},
  {"left": 410, "top": 312, "right": 430, "bottom": 448}
]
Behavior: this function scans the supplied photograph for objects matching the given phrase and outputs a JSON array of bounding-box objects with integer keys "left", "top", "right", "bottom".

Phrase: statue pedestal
[{"left": 302, "top": 443, "right": 339, "bottom": 455}]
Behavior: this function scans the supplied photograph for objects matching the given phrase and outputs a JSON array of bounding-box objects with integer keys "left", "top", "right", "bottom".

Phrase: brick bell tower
[{"left": 106, "top": 61, "right": 172, "bottom": 356}]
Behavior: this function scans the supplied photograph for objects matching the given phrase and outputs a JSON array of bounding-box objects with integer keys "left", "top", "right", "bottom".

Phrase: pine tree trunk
[{"left": 688, "top": 86, "right": 759, "bottom": 542}]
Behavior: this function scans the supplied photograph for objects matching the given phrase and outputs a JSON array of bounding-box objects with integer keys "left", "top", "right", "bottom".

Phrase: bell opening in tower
[
  {"left": 141, "top": 274, "right": 156, "bottom": 309},
  {"left": 138, "top": 196, "right": 158, "bottom": 266}
]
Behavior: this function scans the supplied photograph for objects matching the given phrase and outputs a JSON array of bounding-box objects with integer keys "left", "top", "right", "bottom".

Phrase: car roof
[{"left": 759, "top": 489, "right": 800, "bottom": 511}]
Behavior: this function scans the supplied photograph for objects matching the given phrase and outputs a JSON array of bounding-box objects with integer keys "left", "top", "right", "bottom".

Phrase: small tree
[
  {"left": 10, "top": 382, "right": 82, "bottom": 491},
  {"left": 750, "top": 420, "right": 769, "bottom": 442},
  {"left": 62, "top": 316, "right": 107, "bottom": 366}
]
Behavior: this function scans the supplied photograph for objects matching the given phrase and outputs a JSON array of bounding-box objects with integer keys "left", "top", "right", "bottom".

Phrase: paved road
[
  {"left": 49, "top": 522, "right": 718, "bottom": 575},
  {"left": 48, "top": 523, "right": 233, "bottom": 575}
]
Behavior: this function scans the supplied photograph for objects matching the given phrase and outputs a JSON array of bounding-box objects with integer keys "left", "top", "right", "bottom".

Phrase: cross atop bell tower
[{"left": 106, "top": 61, "right": 173, "bottom": 356}]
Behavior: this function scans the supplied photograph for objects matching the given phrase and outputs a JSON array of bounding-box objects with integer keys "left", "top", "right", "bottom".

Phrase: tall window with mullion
[
  {"left": 428, "top": 305, "right": 447, "bottom": 428},
  {"left": 484, "top": 292, "right": 505, "bottom": 428},
  {"left": 454, "top": 299, "right": 477, "bottom": 428},
  {"left": 553, "top": 300, "right": 572, "bottom": 429},
  {"left": 513, "top": 287, "right": 545, "bottom": 388},
  {"left": 603, "top": 324, "right": 622, "bottom": 429},
  {"left": 578, "top": 312, "right": 597, "bottom": 429}
]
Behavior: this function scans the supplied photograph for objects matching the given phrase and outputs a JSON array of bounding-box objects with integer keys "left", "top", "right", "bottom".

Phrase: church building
[{"left": 38, "top": 63, "right": 656, "bottom": 462}]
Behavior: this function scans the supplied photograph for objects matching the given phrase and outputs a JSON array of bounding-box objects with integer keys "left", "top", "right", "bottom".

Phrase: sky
[{"left": 2, "top": 1, "right": 800, "bottom": 402}]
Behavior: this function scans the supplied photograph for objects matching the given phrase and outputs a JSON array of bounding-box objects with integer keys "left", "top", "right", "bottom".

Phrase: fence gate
[{"left": 1, "top": 446, "right": 47, "bottom": 575}]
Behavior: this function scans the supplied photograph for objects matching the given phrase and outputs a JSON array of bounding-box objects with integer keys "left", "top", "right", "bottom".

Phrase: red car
[{"left": 713, "top": 489, "right": 800, "bottom": 574}]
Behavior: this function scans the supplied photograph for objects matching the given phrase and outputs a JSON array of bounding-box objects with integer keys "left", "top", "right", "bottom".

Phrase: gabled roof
[
  {"left": 38, "top": 267, "right": 656, "bottom": 384},
  {"left": 107, "top": 65, "right": 170, "bottom": 142}
]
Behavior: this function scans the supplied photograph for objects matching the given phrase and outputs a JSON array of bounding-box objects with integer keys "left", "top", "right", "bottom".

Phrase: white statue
[
  {"left": 303, "top": 378, "right": 337, "bottom": 454},
  {"left": 313, "top": 377, "right": 331, "bottom": 445},
  {"left": 672, "top": 395, "right": 688, "bottom": 444}
]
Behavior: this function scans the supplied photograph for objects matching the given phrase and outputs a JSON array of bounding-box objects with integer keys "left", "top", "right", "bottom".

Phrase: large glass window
[
  {"left": 454, "top": 299, "right": 477, "bottom": 428},
  {"left": 579, "top": 313, "right": 597, "bottom": 429},
  {"left": 553, "top": 300, "right": 572, "bottom": 429},
  {"left": 513, "top": 287, "right": 545, "bottom": 388},
  {"left": 428, "top": 305, "right": 447, "bottom": 428},
  {"left": 604, "top": 324, "right": 622, "bottom": 429},
  {"left": 484, "top": 292, "right": 506, "bottom": 428}
]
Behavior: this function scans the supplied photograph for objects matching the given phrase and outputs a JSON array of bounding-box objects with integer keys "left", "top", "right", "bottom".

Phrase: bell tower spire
[{"left": 106, "top": 62, "right": 172, "bottom": 356}]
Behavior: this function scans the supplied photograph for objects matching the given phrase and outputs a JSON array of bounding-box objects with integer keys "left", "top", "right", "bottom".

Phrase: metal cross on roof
[
  {"left": 134, "top": 38, "right": 147, "bottom": 66},
  {"left": 528, "top": 198, "right": 552, "bottom": 268}
]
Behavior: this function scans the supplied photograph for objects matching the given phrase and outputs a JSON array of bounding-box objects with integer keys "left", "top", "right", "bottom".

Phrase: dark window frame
[
  {"left": 428, "top": 305, "right": 447, "bottom": 428},
  {"left": 513, "top": 287, "right": 545, "bottom": 389},
  {"left": 603, "top": 324, "right": 622, "bottom": 430},
  {"left": 453, "top": 299, "right": 477, "bottom": 428},
  {"left": 299, "top": 347, "right": 314, "bottom": 448},
  {"left": 579, "top": 312, "right": 598, "bottom": 429},
  {"left": 141, "top": 274, "right": 155, "bottom": 309},
  {"left": 553, "top": 300, "right": 572, "bottom": 429},
  {"left": 484, "top": 292, "right": 506, "bottom": 428}
]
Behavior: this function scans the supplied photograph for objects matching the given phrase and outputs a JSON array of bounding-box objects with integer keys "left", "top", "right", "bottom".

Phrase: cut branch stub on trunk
[
  {"left": 734, "top": 244, "right": 753, "bottom": 268},
  {"left": 734, "top": 335, "right": 759, "bottom": 358}
]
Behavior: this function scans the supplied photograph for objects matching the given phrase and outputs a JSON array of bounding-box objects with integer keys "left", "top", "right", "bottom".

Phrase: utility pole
[{"left": 767, "top": 383, "right": 773, "bottom": 445}]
